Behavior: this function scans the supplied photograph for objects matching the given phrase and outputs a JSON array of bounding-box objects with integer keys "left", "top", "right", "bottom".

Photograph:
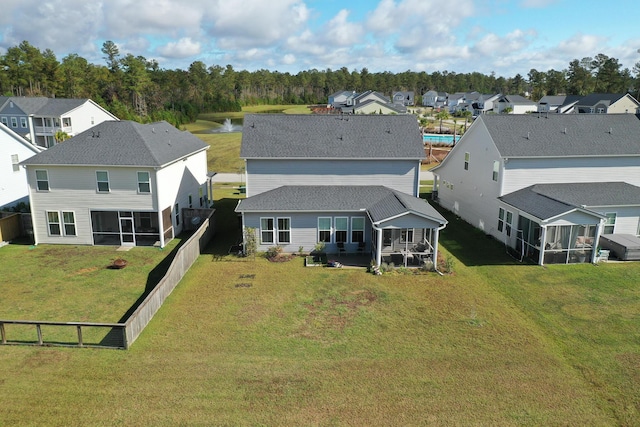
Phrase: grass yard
[
  {"left": 1, "top": 188, "right": 639, "bottom": 425},
  {"left": 185, "top": 105, "right": 311, "bottom": 173}
]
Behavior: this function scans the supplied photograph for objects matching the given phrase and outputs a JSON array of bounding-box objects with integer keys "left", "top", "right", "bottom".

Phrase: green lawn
[
  {"left": 185, "top": 105, "right": 311, "bottom": 173},
  {"left": 1, "top": 189, "right": 639, "bottom": 425}
]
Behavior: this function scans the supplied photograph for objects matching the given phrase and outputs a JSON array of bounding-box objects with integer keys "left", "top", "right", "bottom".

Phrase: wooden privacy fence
[
  {"left": 0, "top": 213, "right": 21, "bottom": 242},
  {"left": 0, "top": 208, "right": 215, "bottom": 350}
]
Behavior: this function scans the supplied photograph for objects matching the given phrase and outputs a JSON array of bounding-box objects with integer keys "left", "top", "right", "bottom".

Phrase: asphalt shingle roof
[
  {"left": 480, "top": 113, "right": 640, "bottom": 157},
  {"left": 240, "top": 114, "right": 424, "bottom": 159},
  {"left": 499, "top": 182, "right": 640, "bottom": 220},
  {"left": 236, "top": 185, "right": 446, "bottom": 225},
  {"left": 21, "top": 120, "right": 208, "bottom": 167}
]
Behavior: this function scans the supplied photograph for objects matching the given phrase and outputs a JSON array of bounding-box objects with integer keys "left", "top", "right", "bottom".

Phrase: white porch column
[
  {"left": 538, "top": 226, "right": 547, "bottom": 266},
  {"left": 376, "top": 227, "right": 383, "bottom": 266},
  {"left": 592, "top": 219, "right": 605, "bottom": 263},
  {"left": 432, "top": 226, "right": 441, "bottom": 268}
]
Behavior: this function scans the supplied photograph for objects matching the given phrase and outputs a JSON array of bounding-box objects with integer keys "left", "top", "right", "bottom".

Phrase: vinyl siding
[
  {"left": 434, "top": 121, "right": 503, "bottom": 236},
  {"left": 27, "top": 165, "right": 156, "bottom": 244},
  {"left": 246, "top": 159, "right": 419, "bottom": 197},
  {"left": 503, "top": 157, "right": 640, "bottom": 194},
  {"left": 155, "top": 150, "right": 208, "bottom": 236},
  {"left": 589, "top": 205, "right": 640, "bottom": 235},
  {"left": 0, "top": 133, "right": 38, "bottom": 208},
  {"left": 243, "top": 211, "right": 372, "bottom": 253}
]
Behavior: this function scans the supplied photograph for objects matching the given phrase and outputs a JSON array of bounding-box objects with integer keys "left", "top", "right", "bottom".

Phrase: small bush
[
  {"left": 442, "top": 255, "right": 455, "bottom": 274},
  {"left": 265, "top": 245, "right": 283, "bottom": 259}
]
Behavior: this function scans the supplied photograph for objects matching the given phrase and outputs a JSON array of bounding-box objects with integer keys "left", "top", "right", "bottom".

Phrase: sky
[{"left": 1, "top": 0, "right": 639, "bottom": 79}]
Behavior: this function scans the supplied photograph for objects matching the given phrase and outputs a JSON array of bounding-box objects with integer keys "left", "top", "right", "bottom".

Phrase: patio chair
[
  {"left": 337, "top": 242, "right": 346, "bottom": 256},
  {"left": 357, "top": 241, "right": 366, "bottom": 254}
]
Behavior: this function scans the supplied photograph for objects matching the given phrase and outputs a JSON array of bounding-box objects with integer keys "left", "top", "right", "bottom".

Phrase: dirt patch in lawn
[{"left": 296, "top": 289, "right": 378, "bottom": 340}]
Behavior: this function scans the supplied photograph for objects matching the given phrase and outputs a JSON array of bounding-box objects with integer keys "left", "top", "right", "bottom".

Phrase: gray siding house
[
  {"left": 432, "top": 114, "right": 640, "bottom": 265},
  {"left": 236, "top": 114, "right": 447, "bottom": 267},
  {"left": 22, "top": 120, "right": 210, "bottom": 248}
]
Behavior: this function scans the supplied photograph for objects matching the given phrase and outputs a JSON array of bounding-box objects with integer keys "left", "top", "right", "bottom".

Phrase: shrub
[{"left": 265, "top": 245, "right": 283, "bottom": 259}]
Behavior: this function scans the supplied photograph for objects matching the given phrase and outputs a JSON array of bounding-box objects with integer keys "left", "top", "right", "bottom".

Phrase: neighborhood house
[
  {"left": 22, "top": 120, "right": 211, "bottom": 248},
  {"left": 235, "top": 114, "right": 447, "bottom": 267},
  {"left": 432, "top": 113, "right": 640, "bottom": 264}
]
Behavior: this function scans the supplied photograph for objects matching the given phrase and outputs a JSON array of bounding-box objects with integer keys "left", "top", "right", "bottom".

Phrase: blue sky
[{"left": 1, "top": 0, "right": 639, "bottom": 78}]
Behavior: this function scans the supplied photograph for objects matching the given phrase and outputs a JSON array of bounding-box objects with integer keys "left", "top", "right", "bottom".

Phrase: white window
[
  {"left": 11, "top": 154, "right": 19, "bottom": 172},
  {"left": 400, "top": 228, "right": 415, "bottom": 243},
  {"left": 492, "top": 161, "right": 499, "bottom": 181},
  {"left": 188, "top": 194, "right": 193, "bottom": 208},
  {"left": 175, "top": 203, "right": 180, "bottom": 226},
  {"left": 1, "top": 117, "right": 7, "bottom": 126},
  {"left": 498, "top": 208, "right": 505, "bottom": 232},
  {"left": 137, "top": 171, "right": 150, "bottom": 193},
  {"left": 351, "top": 217, "right": 365, "bottom": 243},
  {"left": 318, "top": 217, "right": 332, "bottom": 243},
  {"left": 36, "top": 170, "right": 49, "bottom": 191},
  {"left": 260, "top": 217, "right": 274, "bottom": 244},
  {"left": 506, "top": 211, "right": 513, "bottom": 237},
  {"left": 62, "top": 211, "right": 76, "bottom": 236},
  {"left": 63, "top": 117, "right": 72, "bottom": 127},
  {"left": 96, "top": 171, "right": 110, "bottom": 192},
  {"left": 464, "top": 152, "right": 470, "bottom": 170},
  {"left": 20, "top": 117, "right": 27, "bottom": 128},
  {"left": 277, "top": 217, "right": 291, "bottom": 244},
  {"left": 11, "top": 117, "right": 17, "bottom": 128},
  {"left": 604, "top": 213, "right": 616, "bottom": 234},
  {"left": 47, "top": 211, "right": 61, "bottom": 236},
  {"left": 335, "top": 217, "right": 348, "bottom": 243}
]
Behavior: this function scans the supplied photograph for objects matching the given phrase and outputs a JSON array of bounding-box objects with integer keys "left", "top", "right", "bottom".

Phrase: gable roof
[
  {"left": 0, "top": 124, "right": 41, "bottom": 155},
  {"left": 498, "top": 95, "right": 537, "bottom": 105},
  {"left": 478, "top": 113, "right": 640, "bottom": 157},
  {"left": 353, "top": 99, "right": 407, "bottom": 114},
  {"left": 499, "top": 182, "right": 640, "bottom": 220},
  {"left": 0, "top": 97, "right": 109, "bottom": 117},
  {"left": 21, "top": 120, "right": 208, "bottom": 168},
  {"left": 575, "top": 93, "right": 637, "bottom": 107},
  {"left": 240, "top": 114, "right": 424, "bottom": 159},
  {"left": 235, "top": 185, "right": 447, "bottom": 225}
]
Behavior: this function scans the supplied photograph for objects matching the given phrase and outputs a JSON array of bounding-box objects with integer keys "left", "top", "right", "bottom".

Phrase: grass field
[
  {"left": 1, "top": 185, "right": 639, "bottom": 425},
  {"left": 184, "top": 105, "right": 311, "bottom": 173}
]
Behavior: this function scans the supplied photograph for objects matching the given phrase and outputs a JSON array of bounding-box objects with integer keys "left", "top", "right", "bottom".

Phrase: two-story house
[
  {"left": 235, "top": 114, "right": 447, "bottom": 267},
  {"left": 21, "top": 120, "right": 210, "bottom": 247},
  {"left": 0, "top": 97, "right": 118, "bottom": 148},
  {"left": 421, "top": 90, "right": 448, "bottom": 108},
  {"left": 392, "top": 91, "right": 414, "bottom": 106},
  {"left": 0, "top": 124, "right": 41, "bottom": 210},
  {"left": 432, "top": 114, "right": 640, "bottom": 265}
]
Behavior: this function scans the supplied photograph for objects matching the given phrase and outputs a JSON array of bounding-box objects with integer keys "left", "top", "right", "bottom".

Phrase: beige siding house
[{"left": 22, "top": 120, "right": 210, "bottom": 247}]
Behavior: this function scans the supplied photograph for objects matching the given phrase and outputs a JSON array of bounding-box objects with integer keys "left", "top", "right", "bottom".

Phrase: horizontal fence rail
[
  {"left": 0, "top": 320, "right": 126, "bottom": 349},
  {"left": 1, "top": 208, "right": 215, "bottom": 350}
]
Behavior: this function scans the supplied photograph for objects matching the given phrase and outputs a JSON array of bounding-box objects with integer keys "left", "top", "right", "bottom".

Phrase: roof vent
[
  {"left": 526, "top": 132, "right": 530, "bottom": 139},
  {"left": 608, "top": 127, "right": 613, "bottom": 134},
  {"left": 563, "top": 127, "right": 567, "bottom": 134}
]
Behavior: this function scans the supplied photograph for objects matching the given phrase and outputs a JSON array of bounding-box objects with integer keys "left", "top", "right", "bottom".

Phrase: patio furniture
[{"left": 337, "top": 242, "right": 346, "bottom": 256}]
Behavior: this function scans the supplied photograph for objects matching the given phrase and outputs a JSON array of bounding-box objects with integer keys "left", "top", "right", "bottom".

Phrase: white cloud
[
  {"left": 157, "top": 37, "right": 201, "bottom": 58},
  {"left": 283, "top": 53, "right": 296, "bottom": 64},
  {"left": 555, "top": 33, "right": 606, "bottom": 57},
  {"left": 207, "top": 0, "right": 310, "bottom": 48},
  {"left": 323, "top": 9, "right": 365, "bottom": 47},
  {"left": 103, "top": 0, "right": 204, "bottom": 37}
]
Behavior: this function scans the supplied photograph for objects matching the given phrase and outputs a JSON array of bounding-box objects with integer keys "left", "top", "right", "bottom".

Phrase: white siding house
[
  {"left": 0, "top": 124, "right": 41, "bottom": 210},
  {"left": 236, "top": 114, "right": 447, "bottom": 267},
  {"left": 22, "top": 120, "right": 210, "bottom": 247},
  {"left": 432, "top": 113, "right": 640, "bottom": 265},
  {"left": 0, "top": 97, "right": 118, "bottom": 149}
]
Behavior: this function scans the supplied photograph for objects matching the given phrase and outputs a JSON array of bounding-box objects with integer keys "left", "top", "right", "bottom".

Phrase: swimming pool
[{"left": 423, "top": 133, "right": 460, "bottom": 144}]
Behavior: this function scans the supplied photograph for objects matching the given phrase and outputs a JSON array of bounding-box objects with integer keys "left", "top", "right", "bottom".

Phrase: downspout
[{"left": 432, "top": 223, "right": 446, "bottom": 276}]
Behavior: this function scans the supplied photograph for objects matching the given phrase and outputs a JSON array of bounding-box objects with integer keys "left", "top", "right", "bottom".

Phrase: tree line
[{"left": 1, "top": 40, "right": 639, "bottom": 125}]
